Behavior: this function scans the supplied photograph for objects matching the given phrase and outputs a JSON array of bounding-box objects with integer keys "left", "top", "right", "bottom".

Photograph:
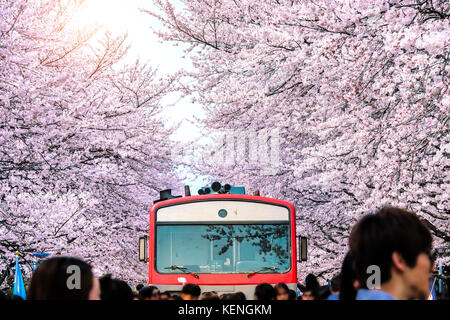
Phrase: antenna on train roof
[{"left": 184, "top": 185, "right": 191, "bottom": 197}]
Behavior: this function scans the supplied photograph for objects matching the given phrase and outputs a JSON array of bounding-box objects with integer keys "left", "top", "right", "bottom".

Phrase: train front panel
[{"left": 148, "top": 194, "right": 297, "bottom": 298}]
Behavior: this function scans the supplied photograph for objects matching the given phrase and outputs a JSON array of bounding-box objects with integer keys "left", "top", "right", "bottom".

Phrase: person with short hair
[
  {"left": 274, "top": 282, "right": 290, "bottom": 300},
  {"left": 28, "top": 256, "right": 100, "bottom": 300},
  {"left": 301, "top": 290, "right": 314, "bottom": 300},
  {"left": 139, "top": 285, "right": 160, "bottom": 300},
  {"left": 349, "top": 207, "right": 434, "bottom": 300},
  {"left": 201, "top": 291, "right": 220, "bottom": 300},
  {"left": 254, "top": 283, "right": 276, "bottom": 301},
  {"left": 181, "top": 283, "right": 201, "bottom": 300},
  {"left": 233, "top": 292, "right": 247, "bottom": 300},
  {"left": 327, "top": 273, "right": 342, "bottom": 300},
  {"left": 160, "top": 291, "right": 171, "bottom": 300},
  {"left": 136, "top": 284, "right": 144, "bottom": 293},
  {"left": 99, "top": 274, "right": 133, "bottom": 300},
  {"left": 220, "top": 293, "right": 230, "bottom": 300},
  {"left": 305, "top": 273, "right": 320, "bottom": 292}
]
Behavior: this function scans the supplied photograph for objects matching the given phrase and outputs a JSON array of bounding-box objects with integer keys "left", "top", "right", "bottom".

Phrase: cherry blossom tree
[
  {"left": 0, "top": 0, "right": 180, "bottom": 285},
  {"left": 148, "top": 0, "right": 449, "bottom": 278}
]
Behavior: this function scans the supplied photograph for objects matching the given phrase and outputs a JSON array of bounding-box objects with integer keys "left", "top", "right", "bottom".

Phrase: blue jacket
[
  {"left": 327, "top": 293, "right": 339, "bottom": 300},
  {"left": 356, "top": 289, "right": 396, "bottom": 300}
]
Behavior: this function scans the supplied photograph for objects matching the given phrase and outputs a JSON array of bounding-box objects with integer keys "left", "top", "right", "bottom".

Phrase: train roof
[{"left": 150, "top": 193, "right": 295, "bottom": 211}]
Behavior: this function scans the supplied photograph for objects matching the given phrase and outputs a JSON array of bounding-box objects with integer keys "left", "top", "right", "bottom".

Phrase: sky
[{"left": 72, "top": 0, "right": 209, "bottom": 192}]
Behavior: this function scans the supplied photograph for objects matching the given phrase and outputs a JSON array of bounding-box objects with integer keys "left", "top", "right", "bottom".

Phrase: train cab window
[{"left": 156, "top": 224, "right": 290, "bottom": 274}]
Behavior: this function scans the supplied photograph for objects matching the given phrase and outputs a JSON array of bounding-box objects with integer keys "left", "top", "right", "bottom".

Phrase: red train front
[{"left": 139, "top": 182, "right": 298, "bottom": 299}]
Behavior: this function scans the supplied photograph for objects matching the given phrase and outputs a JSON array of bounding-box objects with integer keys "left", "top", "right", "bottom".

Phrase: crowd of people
[
  {"left": 0, "top": 206, "right": 448, "bottom": 300},
  {"left": 132, "top": 281, "right": 298, "bottom": 301}
]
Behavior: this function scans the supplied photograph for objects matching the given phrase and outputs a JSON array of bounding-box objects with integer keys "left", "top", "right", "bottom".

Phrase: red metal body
[{"left": 148, "top": 194, "right": 297, "bottom": 287}]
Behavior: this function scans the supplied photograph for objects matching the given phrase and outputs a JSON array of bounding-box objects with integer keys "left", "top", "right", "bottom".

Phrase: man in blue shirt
[
  {"left": 355, "top": 289, "right": 396, "bottom": 300},
  {"left": 327, "top": 273, "right": 342, "bottom": 300},
  {"left": 349, "top": 207, "right": 434, "bottom": 300}
]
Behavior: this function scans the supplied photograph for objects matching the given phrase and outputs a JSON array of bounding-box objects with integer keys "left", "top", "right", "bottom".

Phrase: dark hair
[
  {"left": 99, "top": 274, "right": 133, "bottom": 300},
  {"left": 301, "top": 290, "right": 314, "bottom": 300},
  {"left": 160, "top": 291, "right": 171, "bottom": 298},
  {"left": 349, "top": 207, "right": 433, "bottom": 286},
  {"left": 254, "top": 283, "right": 276, "bottom": 301},
  {"left": 275, "top": 282, "right": 289, "bottom": 294},
  {"left": 288, "top": 289, "right": 297, "bottom": 300},
  {"left": 339, "top": 252, "right": 358, "bottom": 301},
  {"left": 221, "top": 292, "right": 247, "bottom": 300},
  {"left": 297, "top": 283, "right": 307, "bottom": 293},
  {"left": 139, "top": 285, "right": 160, "bottom": 298},
  {"left": 132, "top": 293, "right": 143, "bottom": 300},
  {"left": 221, "top": 293, "right": 233, "bottom": 300},
  {"left": 136, "top": 284, "right": 144, "bottom": 292},
  {"left": 201, "top": 291, "right": 220, "bottom": 300},
  {"left": 314, "top": 285, "right": 331, "bottom": 300},
  {"left": 28, "top": 257, "right": 94, "bottom": 300},
  {"left": 305, "top": 274, "right": 320, "bottom": 291},
  {"left": 233, "top": 292, "right": 247, "bottom": 300},
  {"left": 182, "top": 284, "right": 201, "bottom": 298},
  {"left": 330, "top": 273, "right": 342, "bottom": 293}
]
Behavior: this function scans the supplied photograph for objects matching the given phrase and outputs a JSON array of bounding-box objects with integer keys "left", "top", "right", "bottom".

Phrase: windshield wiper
[
  {"left": 165, "top": 265, "right": 200, "bottom": 279},
  {"left": 247, "top": 266, "right": 278, "bottom": 278}
]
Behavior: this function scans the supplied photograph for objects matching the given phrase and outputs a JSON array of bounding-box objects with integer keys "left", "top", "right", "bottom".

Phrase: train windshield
[{"left": 156, "top": 223, "right": 290, "bottom": 274}]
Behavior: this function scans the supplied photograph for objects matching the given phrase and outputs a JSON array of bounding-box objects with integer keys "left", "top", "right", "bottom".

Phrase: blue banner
[{"left": 13, "top": 255, "right": 26, "bottom": 300}]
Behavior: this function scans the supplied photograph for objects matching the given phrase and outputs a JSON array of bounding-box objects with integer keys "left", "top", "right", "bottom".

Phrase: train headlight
[{"left": 218, "top": 209, "right": 228, "bottom": 218}]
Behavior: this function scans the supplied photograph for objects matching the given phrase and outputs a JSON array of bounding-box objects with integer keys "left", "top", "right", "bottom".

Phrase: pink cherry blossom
[{"left": 147, "top": 0, "right": 449, "bottom": 278}]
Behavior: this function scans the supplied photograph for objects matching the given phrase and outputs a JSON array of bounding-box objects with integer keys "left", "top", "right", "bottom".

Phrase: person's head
[
  {"left": 305, "top": 274, "right": 320, "bottom": 291},
  {"left": 136, "top": 284, "right": 144, "bottom": 292},
  {"left": 201, "top": 291, "right": 220, "bottom": 300},
  {"left": 99, "top": 274, "right": 133, "bottom": 300},
  {"left": 233, "top": 292, "right": 247, "bottom": 300},
  {"left": 301, "top": 290, "right": 314, "bottom": 300},
  {"left": 339, "top": 252, "right": 360, "bottom": 301},
  {"left": 159, "top": 291, "right": 171, "bottom": 300},
  {"left": 274, "top": 282, "right": 290, "bottom": 300},
  {"left": 139, "top": 286, "right": 160, "bottom": 300},
  {"left": 132, "top": 293, "right": 143, "bottom": 300},
  {"left": 349, "top": 206, "right": 433, "bottom": 300},
  {"left": 28, "top": 256, "right": 100, "bottom": 300},
  {"left": 181, "top": 284, "right": 201, "bottom": 300},
  {"left": 330, "top": 273, "right": 342, "bottom": 294},
  {"left": 221, "top": 292, "right": 246, "bottom": 300},
  {"left": 288, "top": 289, "right": 297, "bottom": 300},
  {"left": 221, "top": 293, "right": 233, "bottom": 300},
  {"left": 169, "top": 294, "right": 182, "bottom": 300},
  {"left": 254, "top": 283, "right": 276, "bottom": 301}
]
